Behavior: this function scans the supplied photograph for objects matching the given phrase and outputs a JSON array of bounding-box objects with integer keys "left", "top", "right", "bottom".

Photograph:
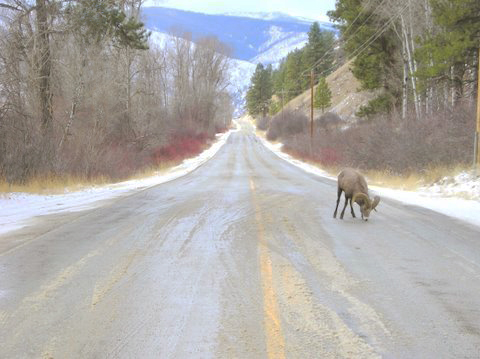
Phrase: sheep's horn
[
  {"left": 371, "top": 195, "right": 380, "bottom": 211},
  {"left": 352, "top": 193, "right": 371, "bottom": 207}
]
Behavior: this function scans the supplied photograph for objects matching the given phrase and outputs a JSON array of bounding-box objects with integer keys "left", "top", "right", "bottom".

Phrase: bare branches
[
  {"left": 0, "top": 2, "right": 233, "bottom": 183},
  {"left": 0, "top": 3, "right": 22, "bottom": 11}
]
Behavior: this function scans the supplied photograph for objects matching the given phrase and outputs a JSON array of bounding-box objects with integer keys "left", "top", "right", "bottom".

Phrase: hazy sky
[{"left": 144, "top": 0, "right": 337, "bottom": 22}]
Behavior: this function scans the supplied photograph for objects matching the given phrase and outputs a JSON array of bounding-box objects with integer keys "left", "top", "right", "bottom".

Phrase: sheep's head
[{"left": 353, "top": 193, "right": 381, "bottom": 221}]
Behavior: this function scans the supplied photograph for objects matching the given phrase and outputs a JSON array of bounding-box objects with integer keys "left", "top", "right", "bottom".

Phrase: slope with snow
[
  {"left": 228, "top": 59, "right": 257, "bottom": 116},
  {"left": 250, "top": 31, "right": 308, "bottom": 66},
  {"left": 148, "top": 30, "right": 171, "bottom": 48},
  {"left": 142, "top": 7, "right": 335, "bottom": 65}
]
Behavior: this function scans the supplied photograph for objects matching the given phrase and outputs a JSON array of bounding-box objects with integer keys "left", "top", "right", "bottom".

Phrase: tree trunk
[
  {"left": 401, "top": 14, "right": 420, "bottom": 120},
  {"left": 402, "top": 54, "right": 408, "bottom": 120},
  {"left": 36, "top": 0, "right": 53, "bottom": 135}
]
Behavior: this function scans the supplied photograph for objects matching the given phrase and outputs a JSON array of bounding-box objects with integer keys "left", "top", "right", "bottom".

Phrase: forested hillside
[
  {"left": 246, "top": 22, "right": 336, "bottom": 117},
  {"left": 0, "top": 0, "right": 232, "bottom": 185},
  {"left": 247, "top": 0, "right": 480, "bottom": 176}
]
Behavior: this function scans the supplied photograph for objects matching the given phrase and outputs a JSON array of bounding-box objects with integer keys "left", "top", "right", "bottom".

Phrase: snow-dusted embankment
[
  {"left": 0, "top": 129, "right": 235, "bottom": 235},
  {"left": 258, "top": 135, "right": 480, "bottom": 229}
]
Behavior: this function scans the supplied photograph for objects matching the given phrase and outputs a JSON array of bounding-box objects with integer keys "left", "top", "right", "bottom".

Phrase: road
[{"left": 1, "top": 120, "right": 480, "bottom": 358}]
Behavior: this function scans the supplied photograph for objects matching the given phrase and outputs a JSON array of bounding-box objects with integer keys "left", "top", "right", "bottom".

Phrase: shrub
[
  {"left": 151, "top": 133, "right": 209, "bottom": 165},
  {"left": 316, "top": 112, "right": 342, "bottom": 130},
  {"left": 256, "top": 116, "right": 271, "bottom": 131},
  {"left": 357, "top": 94, "right": 395, "bottom": 119},
  {"left": 283, "top": 104, "right": 475, "bottom": 174},
  {"left": 266, "top": 109, "right": 308, "bottom": 141}
]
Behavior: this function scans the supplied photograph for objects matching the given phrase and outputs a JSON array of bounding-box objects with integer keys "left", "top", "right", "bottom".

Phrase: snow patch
[
  {"left": 420, "top": 172, "right": 480, "bottom": 200},
  {"left": 250, "top": 32, "right": 308, "bottom": 66},
  {"left": 228, "top": 59, "right": 256, "bottom": 116},
  {"left": 148, "top": 30, "right": 171, "bottom": 48},
  {"left": 221, "top": 11, "right": 329, "bottom": 24}
]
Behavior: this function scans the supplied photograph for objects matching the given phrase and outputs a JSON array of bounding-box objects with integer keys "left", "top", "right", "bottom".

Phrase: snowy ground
[
  {"left": 2, "top": 120, "right": 479, "bottom": 237},
  {"left": 0, "top": 129, "right": 236, "bottom": 236},
  {"left": 259, "top": 136, "right": 480, "bottom": 229}
]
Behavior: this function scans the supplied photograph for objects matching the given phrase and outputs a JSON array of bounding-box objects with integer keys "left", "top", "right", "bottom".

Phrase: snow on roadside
[
  {"left": 0, "top": 128, "right": 236, "bottom": 235},
  {"left": 258, "top": 134, "right": 480, "bottom": 229},
  {"left": 420, "top": 172, "right": 480, "bottom": 200}
]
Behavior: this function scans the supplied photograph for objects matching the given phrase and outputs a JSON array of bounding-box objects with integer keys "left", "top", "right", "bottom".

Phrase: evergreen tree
[
  {"left": 415, "top": 0, "right": 480, "bottom": 99},
  {"left": 284, "top": 49, "right": 306, "bottom": 99},
  {"left": 328, "top": 0, "right": 401, "bottom": 116},
  {"left": 66, "top": 0, "right": 150, "bottom": 50},
  {"left": 305, "top": 22, "right": 335, "bottom": 76},
  {"left": 246, "top": 63, "right": 273, "bottom": 117},
  {"left": 272, "top": 63, "right": 286, "bottom": 95},
  {"left": 314, "top": 77, "right": 332, "bottom": 113}
]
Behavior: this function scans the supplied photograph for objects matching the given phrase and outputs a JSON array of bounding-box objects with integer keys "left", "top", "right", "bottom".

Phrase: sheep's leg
[
  {"left": 340, "top": 195, "right": 349, "bottom": 219},
  {"left": 350, "top": 198, "right": 356, "bottom": 218},
  {"left": 333, "top": 188, "right": 342, "bottom": 218}
]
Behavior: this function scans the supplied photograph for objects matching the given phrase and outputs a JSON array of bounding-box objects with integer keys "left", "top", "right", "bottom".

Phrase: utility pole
[
  {"left": 310, "top": 70, "right": 315, "bottom": 155},
  {"left": 475, "top": 47, "right": 480, "bottom": 174}
]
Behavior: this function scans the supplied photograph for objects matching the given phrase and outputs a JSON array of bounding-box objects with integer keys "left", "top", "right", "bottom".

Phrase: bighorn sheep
[{"left": 333, "top": 168, "right": 380, "bottom": 221}]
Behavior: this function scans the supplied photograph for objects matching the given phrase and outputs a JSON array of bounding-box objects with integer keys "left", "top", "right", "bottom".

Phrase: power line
[
  {"left": 347, "top": 3, "right": 408, "bottom": 61},
  {"left": 339, "top": 0, "right": 376, "bottom": 39},
  {"left": 306, "top": 3, "right": 409, "bottom": 85},
  {"left": 301, "top": 0, "right": 391, "bottom": 77}
]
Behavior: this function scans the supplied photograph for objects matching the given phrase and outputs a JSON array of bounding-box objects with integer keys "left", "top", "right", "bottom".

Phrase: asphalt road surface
[{"left": 1, "top": 120, "right": 480, "bottom": 358}]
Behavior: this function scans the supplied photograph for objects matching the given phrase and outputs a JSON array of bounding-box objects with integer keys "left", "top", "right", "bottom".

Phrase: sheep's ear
[{"left": 371, "top": 196, "right": 380, "bottom": 210}]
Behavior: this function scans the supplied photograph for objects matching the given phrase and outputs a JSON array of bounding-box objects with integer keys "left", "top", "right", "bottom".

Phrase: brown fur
[{"left": 333, "top": 168, "right": 380, "bottom": 221}]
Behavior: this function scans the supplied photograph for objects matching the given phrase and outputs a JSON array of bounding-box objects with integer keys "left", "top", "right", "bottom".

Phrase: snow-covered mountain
[
  {"left": 250, "top": 29, "right": 308, "bottom": 66},
  {"left": 142, "top": 7, "right": 334, "bottom": 65},
  {"left": 142, "top": 7, "right": 335, "bottom": 114},
  {"left": 229, "top": 59, "right": 257, "bottom": 115},
  {"left": 221, "top": 11, "right": 319, "bottom": 24}
]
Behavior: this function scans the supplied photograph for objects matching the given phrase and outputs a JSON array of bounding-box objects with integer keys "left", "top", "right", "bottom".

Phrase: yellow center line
[{"left": 249, "top": 178, "right": 286, "bottom": 359}]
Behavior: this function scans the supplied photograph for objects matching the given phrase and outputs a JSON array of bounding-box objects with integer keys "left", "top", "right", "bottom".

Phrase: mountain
[
  {"left": 228, "top": 59, "right": 258, "bottom": 115},
  {"left": 221, "top": 11, "right": 329, "bottom": 24},
  {"left": 142, "top": 7, "right": 335, "bottom": 115},
  {"left": 142, "top": 7, "right": 334, "bottom": 64}
]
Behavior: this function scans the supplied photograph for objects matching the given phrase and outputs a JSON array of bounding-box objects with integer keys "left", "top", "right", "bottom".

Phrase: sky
[{"left": 144, "top": 0, "right": 337, "bottom": 22}]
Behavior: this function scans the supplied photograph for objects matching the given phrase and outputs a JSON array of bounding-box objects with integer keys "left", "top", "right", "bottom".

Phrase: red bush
[
  {"left": 151, "top": 133, "right": 209, "bottom": 164},
  {"left": 318, "top": 147, "right": 342, "bottom": 167},
  {"left": 282, "top": 104, "right": 476, "bottom": 174}
]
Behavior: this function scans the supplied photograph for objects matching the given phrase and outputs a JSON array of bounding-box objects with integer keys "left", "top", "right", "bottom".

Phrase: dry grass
[
  {"left": 365, "top": 165, "right": 471, "bottom": 190},
  {"left": 127, "top": 160, "right": 179, "bottom": 180},
  {"left": 297, "top": 160, "right": 471, "bottom": 191},
  {"left": 0, "top": 159, "right": 184, "bottom": 196},
  {"left": 0, "top": 175, "right": 111, "bottom": 195}
]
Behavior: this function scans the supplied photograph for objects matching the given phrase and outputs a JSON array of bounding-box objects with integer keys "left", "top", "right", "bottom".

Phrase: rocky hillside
[{"left": 283, "top": 60, "right": 375, "bottom": 122}]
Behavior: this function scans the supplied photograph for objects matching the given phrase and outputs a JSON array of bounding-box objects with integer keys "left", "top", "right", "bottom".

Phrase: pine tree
[
  {"left": 246, "top": 63, "right": 273, "bottom": 117},
  {"left": 66, "top": 0, "right": 150, "bottom": 50},
  {"left": 305, "top": 22, "right": 335, "bottom": 76},
  {"left": 415, "top": 0, "right": 479, "bottom": 104},
  {"left": 314, "top": 77, "right": 332, "bottom": 113},
  {"left": 328, "top": 0, "right": 401, "bottom": 117},
  {"left": 284, "top": 49, "right": 306, "bottom": 98}
]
